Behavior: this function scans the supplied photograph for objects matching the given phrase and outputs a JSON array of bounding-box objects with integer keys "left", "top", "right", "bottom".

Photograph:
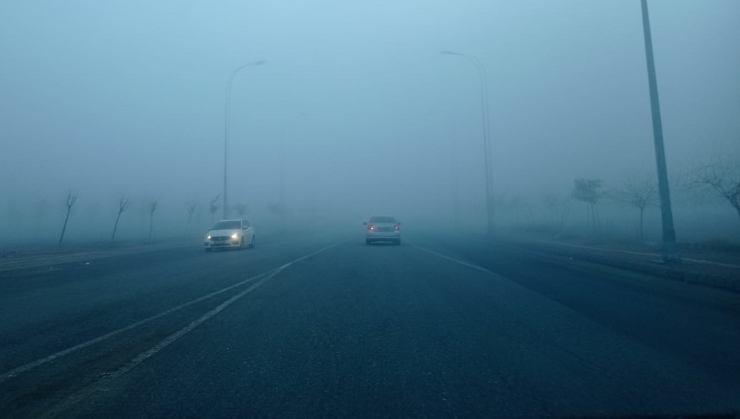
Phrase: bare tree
[
  {"left": 611, "top": 174, "right": 658, "bottom": 242},
  {"left": 57, "top": 192, "right": 78, "bottom": 252},
  {"left": 148, "top": 199, "right": 159, "bottom": 243},
  {"left": 558, "top": 197, "right": 572, "bottom": 235},
  {"left": 690, "top": 160, "right": 740, "bottom": 228},
  {"left": 572, "top": 178, "right": 604, "bottom": 235},
  {"left": 208, "top": 194, "right": 221, "bottom": 224},
  {"left": 674, "top": 168, "right": 713, "bottom": 240},
  {"left": 185, "top": 201, "right": 197, "bottom": 239},
  {"left": 111, "top": 195, "right": 133, "bottom": 244},
  {"left": 233, "top": 203, "right": 249, "bottom": 217},
  {"left": 542, "top": 194, "right": 572, "bottom": 236},
  {"left": 267, "top": 202, "right": 286, "bottom": 217}
]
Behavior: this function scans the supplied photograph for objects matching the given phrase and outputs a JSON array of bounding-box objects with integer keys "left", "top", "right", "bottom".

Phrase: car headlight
[
  {"left": 206, "top": 235, "right": 211, "bottom": 240},
  {"left": 231, "top": 233, "right": 238, "bottom": 239}
]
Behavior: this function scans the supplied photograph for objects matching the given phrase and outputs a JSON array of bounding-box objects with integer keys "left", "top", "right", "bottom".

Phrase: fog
[{"left": 1, "top": 0, "right": 739, "bottom": 245}]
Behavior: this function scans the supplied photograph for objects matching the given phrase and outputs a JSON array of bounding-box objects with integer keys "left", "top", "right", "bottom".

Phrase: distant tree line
[{"left": 44, "top": 192, "right": 257, "bottom": 252}]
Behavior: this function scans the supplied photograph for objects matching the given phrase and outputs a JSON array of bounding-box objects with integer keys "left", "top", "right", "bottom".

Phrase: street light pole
[
  {"left": 223, "top": 60, "right": 265, "bottom": 220},
  {"left": 441, "top": 51, "right": 495, "bottom": 237},
  {"left": 639, "top": 1, "right": 680, "bottom": 263}
]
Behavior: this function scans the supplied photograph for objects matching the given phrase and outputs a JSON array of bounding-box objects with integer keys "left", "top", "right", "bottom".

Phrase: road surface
[{"left": 1, "top": 233, "right": 739, "bottom": 418}]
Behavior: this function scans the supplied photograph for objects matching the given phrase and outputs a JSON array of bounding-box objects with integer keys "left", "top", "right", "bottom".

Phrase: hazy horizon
[{"left": 1, "top": 0, "right": 739, "bottom": 243}]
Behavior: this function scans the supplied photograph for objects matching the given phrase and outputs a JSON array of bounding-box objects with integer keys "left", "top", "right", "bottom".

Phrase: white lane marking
[
  {"left": 104, "top": 240, "right": 341, "bottom": 376},
  {"left": 76, "top": 269, "right": 282, "bottom": 390},
  {"left": 0, "top": 271, "right": 271, "bottom": 382},
  {"left": 681, "top": 257, "right": 740, "bottom": 269},
  {"left": 0, "top": 240, "right": 342, "bottom": 383},
  {"left": 40, "top": 240, "right": 342, "bottom": 417},
  {"left": 409, "top": 242, "right": 491, "bottom": 274}
]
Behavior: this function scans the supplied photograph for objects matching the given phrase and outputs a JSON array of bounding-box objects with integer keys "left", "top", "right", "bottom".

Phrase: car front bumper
[
  {"left": 366, "top": 231, "right": 401, "bottom": 240},
  {"left": 204, "top": 238, "right": 241, "bottom": 248}
]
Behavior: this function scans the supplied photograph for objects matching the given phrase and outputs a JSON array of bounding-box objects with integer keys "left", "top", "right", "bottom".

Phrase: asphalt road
[{"left": 1, "top": 233, "right": 739, "bottom": 418}]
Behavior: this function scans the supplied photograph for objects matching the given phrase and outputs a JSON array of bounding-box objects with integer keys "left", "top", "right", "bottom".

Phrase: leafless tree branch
[
  {"left": 57, "top": 191, "right": 79, "bottom": 252},
  {"left": 111, "top": 194, "right": 133, "bottom": 244}
]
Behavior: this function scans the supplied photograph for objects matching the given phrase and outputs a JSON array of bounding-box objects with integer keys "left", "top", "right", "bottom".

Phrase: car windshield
[
  {"left": 370, "top": 216, "right": 396, "bottom": 223},
  {"left": 211, "top": 221, "right": 240, "bottom": 230}
]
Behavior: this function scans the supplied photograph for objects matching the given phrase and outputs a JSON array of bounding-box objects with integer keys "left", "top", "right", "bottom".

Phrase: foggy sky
[{"left": 1, "top": 0, "right": 739, "bottom": 231}]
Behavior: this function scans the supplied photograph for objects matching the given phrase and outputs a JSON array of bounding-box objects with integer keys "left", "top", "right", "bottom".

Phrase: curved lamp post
[{"left": 441, "top": 51, "right": 494, "bottom": 236}]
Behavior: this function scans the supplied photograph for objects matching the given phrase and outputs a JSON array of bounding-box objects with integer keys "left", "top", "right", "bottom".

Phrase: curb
[
  {"left": 0, "top": 241, "right": 197, "bottom": 273},
  {"left": 510, "top": 240, "right": 740, "bottom": 293}
]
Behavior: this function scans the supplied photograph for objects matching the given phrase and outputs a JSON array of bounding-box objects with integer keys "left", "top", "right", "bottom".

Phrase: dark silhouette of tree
[
  {"left": 572, "top": 178, "right": 604, "bottom": 236},
  {"left": 267, "top": 203, "right": 286, "bottom": 217},
  {"left": 612, "top": 174, "right": 658, "bottom": 242},
  {"left": 233, "top": 203, "right": 249, "bottom": 217},
  {"left": 208, "top": 194, "right": 220, "bottom": 224},
  {"left": 111, "top": 195, "right": 133, "bottom": 244},
  {"left": 57, "top": 192, "right": 78, "bottom": 252},
  {"left": 691, "top": 160, "right": 740, "bottom": 229},
  {"left": 148, "top": 199, "right": 159, "bottom": 243},
  {"left": 541, "top": 194, "right": 572, "bottom": 235},
  {"left": 185, "top": 201, "right": 197, "bottom": 239}
]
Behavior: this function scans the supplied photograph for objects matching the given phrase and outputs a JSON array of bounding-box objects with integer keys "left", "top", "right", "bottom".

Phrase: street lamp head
[{"left": 253, "top": 60, "right": 266, "bottom": 66}]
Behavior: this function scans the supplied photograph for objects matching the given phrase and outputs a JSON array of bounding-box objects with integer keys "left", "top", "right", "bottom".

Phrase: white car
[
  {"left": 364, "top": 216, "right": 401, "bottom": 245},
  {"left": 204, "top": 219, "right": 255, "bottom": 252}
]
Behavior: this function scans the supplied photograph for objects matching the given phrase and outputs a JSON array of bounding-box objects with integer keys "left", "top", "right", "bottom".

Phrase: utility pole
[
  {"left": 640, "top": 0, "right": 680, "bottom": 263},
  {"left": 441, "top": 51, "right": 495, "bottom": 237}
]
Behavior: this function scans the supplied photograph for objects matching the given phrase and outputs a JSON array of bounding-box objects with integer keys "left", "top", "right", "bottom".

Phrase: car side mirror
[
  {"left": 242, "top": 226, "right": 247, "bottom": 230},
  {"left": 363, "top": 222, "right": 367, "bottom": 226},
  {"left": 397, "top": 222, "right": 401, "bottom": 226}
]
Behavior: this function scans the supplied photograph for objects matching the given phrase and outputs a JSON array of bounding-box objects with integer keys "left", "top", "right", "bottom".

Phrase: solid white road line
[
  {"left": 39, "top": 240, "right": 343, "bottom": 417},
  {"left": 0, "top": 271, "right": 272, "bottom": 383},
  {"left": 50, "top": 268, "right": 286, "bottom": 412},
  {"left": 409, "top": 242, "right": 492, "bottom": 274},
  {"left": 0, "top": 240, "right": 343, "bottom": 383}
]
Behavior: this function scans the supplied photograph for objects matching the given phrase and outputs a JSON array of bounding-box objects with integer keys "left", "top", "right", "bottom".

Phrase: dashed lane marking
[{"left": 0, "top": 240, "right": 343, "bottom": 383}]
